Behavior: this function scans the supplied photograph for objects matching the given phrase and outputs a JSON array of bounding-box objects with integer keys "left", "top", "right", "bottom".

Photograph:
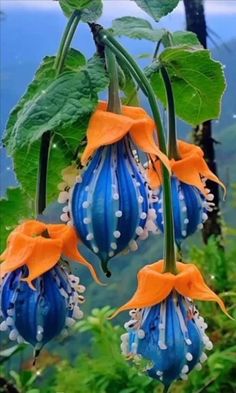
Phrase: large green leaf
[
  {"left": 133, "top": 0, "right": 180, "bottom": 21},
  {"left": 5, "top": 55, "right": 108, "bottom": 154},
  {"left": 0, "top": 187, "right": 33, "bottom": 251},
  {"left": 6, "top": 71, "right": 96, "bottom": 153},
  {"left": 59, "top": 0, "right": 103, "bottom": 21},
  {"left": 4, "top": 49, "right": 86, "bottom": 151},
  {"left": 170, "top": 31, "right": 201, "bottom": 47},
  {"left": 112, "top": 17, "right": 165, "bottom": 42},
  {"left": 149, "top": 47, "right": 226, "bottom": 125}
]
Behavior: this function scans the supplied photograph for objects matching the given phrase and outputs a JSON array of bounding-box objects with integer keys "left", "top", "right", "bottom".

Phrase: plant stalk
[
  {"left": 36, "top": 12, "right": 81, "bottom": 215},
  {"left": 160, "top": 66, "right": 180, "bottom": 160},
  {"left": 95, "top": 27, "right": 177, "bottom": 274},
  {"left": 105, "top": 46, "right": 121, "bottom": 114}
]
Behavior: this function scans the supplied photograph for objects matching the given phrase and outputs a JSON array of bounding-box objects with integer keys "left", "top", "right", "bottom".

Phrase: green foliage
[
  {"left": 53, "top": 307, "right": 161, "bottom": 393},
  {"left": 59, "top": 0, "right": 103, "bottom": 21},
  {"left": 0, "top": 187, "right": 33, "bottom": 251},
  {"left": 133, "top": 0, "right": 180, "bottom": 22},
  {"left": 167, "top": 31, "right": 201, "bottom": 47},
  {"left": 112, "top": 17, "right": 165, "bottom": 42},
  {"left": 148, "top": 47, "right": 226, "bottom": 125}
]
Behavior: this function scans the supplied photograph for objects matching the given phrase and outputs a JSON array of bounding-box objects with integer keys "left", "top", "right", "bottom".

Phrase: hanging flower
[
  {"left": 0, "top": 220, "right": 99, "bottom": 350},
  {"left": 147, "top": 140, "right": 225, "bottom": 241},
  {"left": 0, "top": 266, "right": 85, "bottom": 351},
  {"left": 60, "top": 102, "right": 170, "bottom": 276},
  {"left": 113, "top": 260, "right": 229, "bottom": 388}
]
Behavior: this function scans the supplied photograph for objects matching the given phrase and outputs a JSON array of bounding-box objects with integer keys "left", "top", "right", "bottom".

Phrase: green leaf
[
  {"left": 0, "top": 188, "right": 33, "bottom": 251},
  {"left": 171, "top": 31, "right": 202, "bottom": 47},
  {"left": 4, "top": 49, "right": 86, "bottom": 151},
  {"left": 5, "top": 55, "right": 108, "bottom": 154},
  {"left": 133, "top": 0, "right": 180, "bottom": 21},
  {"left": 112, "top": 16, "right": 165, "bottom": 42},
  {"left": 119, "top": 65, "right": 140, "bottom": 106},
  {"left": 149, "top": 47, "right": 226, "bottom": 125},
  {"left": 7, "top": 71, "right": 96, "bottom": 152},
  {"left": 59, "top": 0, "right": 103, "bottom": 21}
]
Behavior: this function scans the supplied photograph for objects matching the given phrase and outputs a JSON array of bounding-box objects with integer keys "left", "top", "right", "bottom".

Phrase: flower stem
[
  {"left": 36, "top": 13, "right": 81, "bottom": 216},
  {"left": 36, "top": 131, "right": 51, "bottom": 215},
  {"left": 105, "top": 46, "right": 121, "bottom": 114},
  {"left": 54, "top": 10, "right": 81, "bottom": 76},
  {"left": 160, "top": 66, "right": 180, "bottom": 160},
  {"left": 94, "top": 27, "right": 177, "bottom": 274}
]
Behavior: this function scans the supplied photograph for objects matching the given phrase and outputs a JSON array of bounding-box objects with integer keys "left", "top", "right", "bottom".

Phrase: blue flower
[
  {"left": 155, "top": 177, "right": 213, "bottom": 243},
  {"left": 0, "top": 265, "right": 85, "bottom": 353},
  {"left": 69, "top": 137, "right": 157, "bottom": 276},
  {"left": 121, "top": 293, "right": 213, "bottom": 388}
]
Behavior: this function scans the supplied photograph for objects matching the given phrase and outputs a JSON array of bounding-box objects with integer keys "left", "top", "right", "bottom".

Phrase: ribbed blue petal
[
  {"left": 71, "top": 137, "right": 152, "bottom": 274},
  {"left": 156, "top": 177, "right": 207, "bottom": 242},
  {"left": 123, "top": 293, "right": 211, "bottom": 387},
  {"left": 0, "top": 266, "right": 84, "bottom": 349}
]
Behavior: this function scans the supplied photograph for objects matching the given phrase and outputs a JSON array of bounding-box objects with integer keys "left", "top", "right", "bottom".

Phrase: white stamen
[
  {"left": 58, "top": 191, "right": 69, "bottom": 204},
  {"left": 111, "top": 242, "right": 117, "bottom": 250},
  {"left": 86, "top": 233, "right": 94, "bottom": 241},
  {"left": 186, "top": 352, "right": 193, "bottom": 361},
  {"left": 129, "top": 240, "right": 138, "bottom": 251},
  {"left": 82, "top": 201, "right": 89, "bottom": 208},
  {"left": 136, "top": 226, "right": 144, "bottom": 235},
  {"left": 9, "top": 329, "right": 18, "bottom": 341},
  {"left": 113, "top": 231, "right": 121, "bottom": 239},
  {"left": 115, "top": 210, "right": 123, "bottom": 218}
]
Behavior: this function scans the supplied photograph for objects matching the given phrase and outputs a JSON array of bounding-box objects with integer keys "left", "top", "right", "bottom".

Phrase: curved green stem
[
  {"left": 36, "top": 13, "right": 81, "bottom": 215},
  {"left": 95, "top": 28, "right": 177, "bottom": 273},
  {"left": 105, "top": 46, "right": 121, "bottom": 114},
  {"left": 160, "top": 66, "right": 180, "bottom": 160},
  {"left": 54, "top": 11, "right": 81, "bottom": 76},
  {"left": 36, "top": 131, "right": 51, "bottom": 215}
]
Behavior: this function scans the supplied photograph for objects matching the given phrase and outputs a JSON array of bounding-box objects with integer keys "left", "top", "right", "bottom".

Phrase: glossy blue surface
[
  {"left": 0, "top": 266, "right": 74, "bottom": 348},
  {"left": 71, "top": 137, "right": 150, "bottom": 274},
  {"left": 156, "top": 177, "right": 205, "bottom": 242}
]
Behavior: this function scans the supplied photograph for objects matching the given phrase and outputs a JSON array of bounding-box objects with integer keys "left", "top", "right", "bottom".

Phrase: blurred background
[{"left": 0, "top": 1, "right": 236, "bottom": 392}]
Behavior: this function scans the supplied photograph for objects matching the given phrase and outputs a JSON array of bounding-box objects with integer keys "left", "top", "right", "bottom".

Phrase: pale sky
[{"left": 2, "top": 0, "right": 236, "bottom": 16}]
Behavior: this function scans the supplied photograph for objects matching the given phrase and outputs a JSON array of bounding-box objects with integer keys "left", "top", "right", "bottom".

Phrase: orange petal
[
  {"left": 172, "top": 140, "right": 226, "bottom": 195},
  {"left": 175, "top": 262, "right": 230, "bottom": 317},
  {"left": 111, "top": 259, "right": 230, "bottom": 319},
  {"left": 129, "top": 121, "right": 170, "bottom": 172},
  {"left": 81, "top": 110, "right": 133, "bottom": 165},
  {"left": 21, "top": 237, "right": 63, "bottom": 285},
  {"left": 111, "top": 260, "right": 174, "bottom": 318},
  {"left": 0, "top": 233, "right": 36, "bottom": 277},
  {"left": 146, "top": 158, "right": 162, "bottom": 189},
  {"left": 47, "top": 224, "right": 102, "bottom": 285},
  {"left": 11, "top": 220, "right": 47, "bottom": 237}
]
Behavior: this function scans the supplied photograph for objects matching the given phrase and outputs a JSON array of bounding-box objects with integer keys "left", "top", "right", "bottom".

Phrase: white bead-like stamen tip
[
  {"left": 113, "top": 231, "right": 121, "bottom": 239},
  {"left": 182, "top": 206, "right": 187, "bottom": 212},
  {"left": 195, "top": 363, "right": 202, "bottom": 371},
  {"left": 86, "top": 233, "right": 94, "bottom": 241},
  {"left": 186, "top": 352, "right": 193, "bottom": 361},
  {"left": 111, "top": 242, "right": 117, "bottom": 250},
  {"left": 182, "top": 230, "right": 187, "bottom": 237},
  {"left": 82, "top": 201, "right": 89, "bottom": 208},
  {"left": 129, "top": 240, "right": 138, "bottom": 251},
  {"left": 109, "top": 251, "right": 114, "bottom": 257},
  {"left": 137, "top": 329, "right": 145, "bottom": 339},
  {"left": 92, "top": 246, "right": 99, "bottom": 253},
  {"left": 140, "top": 212, "right": 147, "bottom": 220},
  {"left": 181, "top": 365, "right": 189, "bottom": 374},
  {"left": 200, "top": 352, "right": 208, "bottom": 363},
  {"left": 136, "top": 226, "right": 144, "bottom": 235},
  {"left": 113, "top": 193, "right": 119, "bottom": 200},
  {"left": 115, "top": 210, "right": 123, "bottom": 217},
  {"left": 184, "top": 218, "right": 189, "bottom": 224},
  {"left": 138, "top": 196, "right": 144, "bottom": 203},
  {"left": 83, "top": 217, "right": 91, "bottom": 224}
]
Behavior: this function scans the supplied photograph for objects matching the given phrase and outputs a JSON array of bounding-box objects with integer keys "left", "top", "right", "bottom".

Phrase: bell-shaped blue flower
[
  {"left": 155, "top": 177, "right": 213, "bottom": 243},
  {"left": 121, "top": 293, "right": 212, "bottom": 388},
  {"left": 69, "top": 137, "right": 157, "bottom": 276},
  {"left": 0, "top": 265, "right": 85, "bottom": 353}
]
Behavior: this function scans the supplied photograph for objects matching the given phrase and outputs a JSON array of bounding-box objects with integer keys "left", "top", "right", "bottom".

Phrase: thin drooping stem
[
  {"left": 105, "top": 46, "right": 121, "bottom": 114},
  {"left": 36, "top": 13, "right": 81, "bottom": 215},
  {"left": 160, "top": 66, "right": 180, "bottom": 160},
  {"left": 55, "top": 11, "right": 81, "bottom": 76},
  {"left": 36, "top": 131, "right": 51, "bottom": 215},
  {"left": 92, "top": 26, "right": 177, "bottom": 274}
]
